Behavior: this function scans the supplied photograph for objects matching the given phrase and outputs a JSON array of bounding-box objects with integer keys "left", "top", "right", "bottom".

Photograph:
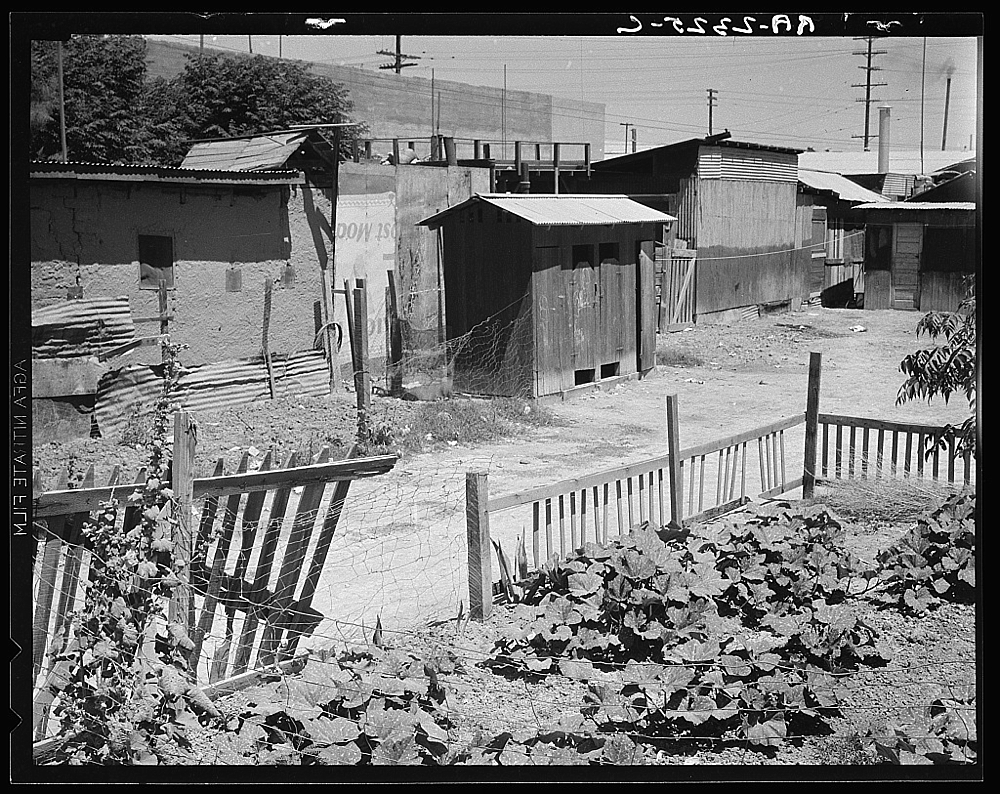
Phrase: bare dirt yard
[{"left": 34, "top": 305, "right": 978, "bottom": 769}]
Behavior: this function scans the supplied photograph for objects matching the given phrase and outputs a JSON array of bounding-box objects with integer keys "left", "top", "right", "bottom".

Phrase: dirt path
[{"left": 300, "top": 306, "right": 972, "bottom": 650}]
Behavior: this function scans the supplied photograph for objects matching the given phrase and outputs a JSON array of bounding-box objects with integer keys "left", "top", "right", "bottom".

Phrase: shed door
[
  {"left": 570, "top": 245, "right": 599, "bottom": 381},
  {"left": 892, "top": 223, "right": 922, "bottom": 309},
  {"left": 532, "top": 246, "right": 567, "bottom": 397},
  {"left": 636, "top": 241, "right": 657, "bottom": 373}
]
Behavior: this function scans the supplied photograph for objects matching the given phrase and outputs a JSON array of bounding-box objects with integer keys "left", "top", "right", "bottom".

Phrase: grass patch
[
  {"left": 371, "top": 396, "right": 560, "bottom": 455},
  {"left": 813, "top": 468, "right": 966, "bottom": 525},
  {"left": 655, "top": 347, "right": 705, "bottom": 368}
]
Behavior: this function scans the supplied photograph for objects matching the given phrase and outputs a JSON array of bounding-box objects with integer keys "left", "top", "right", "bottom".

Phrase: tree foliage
[
  {"left": 29, "top": 36, "right": 363, "bottom": 166},
  {"left": 896, "top": 280, "right": 977, "bottom": 459}
]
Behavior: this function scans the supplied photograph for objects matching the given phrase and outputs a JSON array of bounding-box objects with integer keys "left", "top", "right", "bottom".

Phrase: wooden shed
[
  {"left": 855, "top": 202, "right": 976, "bottom": 311},
  {"left": 419, "top": 194, "right": 676, "bottom": 399}
]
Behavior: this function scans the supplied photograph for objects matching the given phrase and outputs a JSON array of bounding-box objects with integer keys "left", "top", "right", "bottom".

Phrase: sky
[{"left": 144, "top": 27, "right": 979, "bottom": 157}]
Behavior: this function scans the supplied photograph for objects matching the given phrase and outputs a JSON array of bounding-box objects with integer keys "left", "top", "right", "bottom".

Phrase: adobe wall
[{"left": 30, "top": 179, "right": 318, "bottom": 368}]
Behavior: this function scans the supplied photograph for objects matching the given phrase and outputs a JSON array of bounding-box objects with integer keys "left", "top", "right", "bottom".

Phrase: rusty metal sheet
[
  {"left": 32, "top": 297, "right": 136, "bottom": 359},
  {"left": 181, "top": 132, "right": 309, "bottom": 171}
]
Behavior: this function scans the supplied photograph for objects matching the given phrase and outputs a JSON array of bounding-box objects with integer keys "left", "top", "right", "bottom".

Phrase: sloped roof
[
  {"left": 594, "top": 135, "right": 802, "bottom": 171},
  {"left": 854, "top": 201, "right": 975, "bottom": 211},
  {"left": 181, "top": 130, "right": 312, "bottom": 171},
  {"left": 798, "top": 169, "right": 889, "bottom": 204},
  {"left": 799, "top": 150, "right": 975, "bottom": 176},
  {"left": 418, "top": 194, "right": 677, "bottom": 228},
  {"left": 30, "top": 160, "right": 303, "bottom": 185}
]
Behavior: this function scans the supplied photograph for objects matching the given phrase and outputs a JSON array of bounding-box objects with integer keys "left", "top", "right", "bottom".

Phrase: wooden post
[
  {"left": 584, "top": 142, "right": 592, "bottom": 177},
  {"left": 343, "top": 280, "right": 358, "bottom": 377},
  {"left": 803, "top": 351, "right": 823, "bottom": 498},
  {"left": 473, "top": 139, "right": 481, "bottom": 159},
  {"left": 353, "top": 281, "right": 371, "bottom": 420},
  {"left": 553, "top": 143, "right": 561, "bottom": 195},
  {"left": 326, "top": 127, "right": 343, "bottom": 393},
  {"left": 170, "top": 409, "right": 197, "bottom": 630},
  {"left": 514, "top": 140, "right": 522, "bottom": 174},
  {"left": 466, "top": 472, "right": 492, "bottom": 620},
  {"left": 386, "top": 270, "right": 403, "bottom": 395},
  {"left": 158, "top": 279, "right": 169, "bottom": 362},
  {"left": 665, "top": 394, "right": 683, "bottom": 526},
  {"left": 392, "top": 138, "right": 400, "bottom": 165},
  {"left": 262, "top": 278, "right": 276, "bottom": 399}
]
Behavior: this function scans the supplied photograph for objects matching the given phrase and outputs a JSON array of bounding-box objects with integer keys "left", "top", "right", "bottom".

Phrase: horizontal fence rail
[
  {"left": 818, "top": 413, "right": 974, "bottom": 486},
  {"left": 485, "top": 402, "right": 807, "bottom": 577}
]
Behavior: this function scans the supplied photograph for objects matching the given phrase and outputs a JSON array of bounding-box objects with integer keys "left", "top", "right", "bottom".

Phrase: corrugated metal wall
[
  {"left": 698, "top": 147, "right": 798, "bottom": 183},
  {"left": 31, "top": 297, "right": 136, "bottom": 359}
]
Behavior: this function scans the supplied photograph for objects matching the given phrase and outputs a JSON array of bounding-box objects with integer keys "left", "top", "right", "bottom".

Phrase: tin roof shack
[
  {"left": 854, "top": 202, "right": 976, "bottom": 312},
  {"left": 578, "top": 135, "right": 804, "bottom": 323},
  {"left": 797, "top": 169, "right": 890, "bottom": 307},
  {"left": 419, "top": 195, "right": 675, "bottom": 399},
  {"left": 29, "top": 161, "right": 312, "bottom": 440},
  {"left": 182, "top": 128, "right": 490, "bottom": 384}
]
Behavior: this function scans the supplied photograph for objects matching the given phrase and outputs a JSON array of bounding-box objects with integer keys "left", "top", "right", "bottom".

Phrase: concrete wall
[
  {"left": 30, "top": 179, "right": 317, "bottom": 368},
  {"left": 144, "top": 40, "right": 606, "bottom": 160}
]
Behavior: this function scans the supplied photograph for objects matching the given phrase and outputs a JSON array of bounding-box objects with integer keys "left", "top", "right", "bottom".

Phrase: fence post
[
  {"left": 466, "top": 471, "right": 493, "bottom": 620},
  {"left": 170, "top": 409, "right": 197, "bottom": 630},
  {"left": 665, "top": 394, "right": 684, "bottom": 526},
  {"left": 353, "top": 280, "right": 371, "bottom": 433},
  {"left": 803, "top": 351, "right": 823, "bottom": 498}
]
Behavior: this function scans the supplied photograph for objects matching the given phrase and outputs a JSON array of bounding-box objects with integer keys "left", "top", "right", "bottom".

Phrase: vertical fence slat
[
  {"left": 626, "top": 477, "right": 635, "bottom": 529},
  {"left": 665, "top": 394, "right": 683, "bottom": 527},
  {"left": 532, "top": 501, "right": 540, "bottom": 569},
  {"left": 740, "top": 442, "right": 748, "bottom": 499},
  {"left": 861, "top": 427, "right": 870, "bottom": 479},
  {"left": 601, "top": 483, "right": 609, "bottom": 544},
  {"left": 916, "top": 432, "right": 925, "bottom": 478},
  {"left": 963, "top": 447, "right": 971, "bottom": 485},
  {"left": 570, "top": 491, "right": 578, "bottom": 550},
  {"left": 615, "top": 480, "right": 624, "bottom": 537},
  {"left": 580, "top": 489, "right": 588, "bottom": 545},
  {"left": 821, "top": 423, "right": 829, "bottom": 478},
  {"left": 876, "top": 429, "right": 885, "bottom": 480},
  {"left": 32, "top": 471, "right": 69, "bottom": 688},
  {"left": 835, "top": 425, "right": 844, "bottom": 479},
  {"left": 716, "top": 450, "right": 725, "bottom": 506},
  {"left": 558, "top": 494, "right": 566, "bottom": 556},
  {"left": 778, "top": 432, "right": 786, "bottom": 491},
  {"left": 772, "top": 432, "right": 781, "bottom": 490},
  {"left": 848, "top": 426, "right": 857, "bottom": 478},
  {"left": 932, "top": 438, "right": 940, "bottom": 480},
  {"left": 235, "top": 452, "right": 297, "bottom": 675},
  {"left": 947, "top": 437, "right": 956, "bottom": 484},
  {"left": 545, "top": 498, "right": 554, "bottom": 560},
  {"left": 891, "top": 430, "right": 900, "bottom": 477},
  {"left": 464, "top": 472, "right": 492, "bottom": 621},
  {"left": 904, "top": 431, "right": 913, "bottom": 478},
  {"left": 657, "top": 469, "right": 666, "bottom": 527},
  {"left": 757, "top": 437, "right": 767, "bottom": 492}
]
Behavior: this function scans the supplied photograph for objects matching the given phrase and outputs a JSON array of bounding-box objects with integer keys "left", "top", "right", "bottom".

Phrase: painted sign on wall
[{"left": 334, "top": 192, "right": 396, "bottom": 376}]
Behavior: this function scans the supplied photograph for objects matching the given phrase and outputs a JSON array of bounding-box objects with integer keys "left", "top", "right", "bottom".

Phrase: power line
[{"left": 377, "top": 35, "right": 420, "bottom": 74}]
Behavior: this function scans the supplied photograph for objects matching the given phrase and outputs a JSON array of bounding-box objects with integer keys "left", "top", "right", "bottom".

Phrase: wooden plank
[
  {"left": 891, "top": 430, "right": 900, "bottom": 477},
  {"left": 615, "top": 480, "right": 624, "bottom": 538},
  {"left": 193, "top": 459, "right": 226, "bottom": 589},
  {"left": 171, "top": 410, "right": 197, "bottom": 630},
  {"left": 32, "top": 470, "right": 70, "bottom": 686},
  {"left": 192, "top": 452, "right": 250, "bottom": 671},
  {"left": 233, "top": 451, "right": 298, "bottom": 675},
  {"left": 626, "top": 477, "right": 634, "bottom": 528},
  {"left": 558, "top": 494, "right": 566, "bottom": 556},
  {"left": 835, "top": 425, "right": 843, "bottom": 479},
  {"left": 861, "top": 427, "right": 870, "bottom": 479},
  {"left": 740, "top": 442, "right": 748, "bottom": 500},
  {"left": 570, "top": 491, "right": 578, "bottom": 550},
  {"left": 876, "top": 429, "right": 885, "bottom": 480},
  {"left": 759, "top": 477, "right": 804, "bottom": 498},
  {"left": 601, "top": 483, "right": 609, "bottom": 544},
  {"left": 34, "top": 455, "right": 399, "bottom": 518},
  {"left": 698, "top": 455, "right": 706, "bottom": 513},
  {"left": 532, "top": 502, "right": 540, "bottom": 569},
  {"left": 262, "top": 279, "right": 276, "bottom": 400},
  {"left": 665, "top": 394, "right": 683, "bottom": 527},
  {"left": 821, "top": 423, "right": 829, "bottom": 478},
  {"left": 545, "top": 499, "right": 553, "bottom": 562},
  {"left": 678, "top": 414, "right": 806, "bottom": 463},
  {"left": 686, "top": 496, "right": 752, "bottom": 525},
  {"left": 917, "top": 432, "right": 925, "bottom": 477},
  {"left": 259, "top": 447, "right": 333, "bottom": 667},
  {"left": 817, "top": 413, "right": 951, "bottom": 436},
  {"left": 947, "top": 437, "right": 956, "bottom": 483},
  {"left": 464, "top": 472, "right": 492, "bottom": 621},
  {"left": 904, "top": 432, "right": 913, "bottom": 478},
  {"left": 758, "top": 437, "right": 767, "bottom": 491},
  {"left": 848, "top": 426, "right": 857, "bottom": 478}
]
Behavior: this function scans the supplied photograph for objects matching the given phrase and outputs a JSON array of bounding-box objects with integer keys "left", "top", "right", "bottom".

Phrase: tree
[
  {"left": 896, "top": 280, "right": 977, "bottom": 460},
  {"left": 30, "top": 35, "right": 155, "bottom": 164},
  {"left": 161, "top": 52, "right": 363, "bottom": 164}
]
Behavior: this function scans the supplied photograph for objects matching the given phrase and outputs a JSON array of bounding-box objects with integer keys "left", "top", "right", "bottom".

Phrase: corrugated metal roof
[
  {"left": 32, "top": 297, "right": 136, "bottom": 359},
  {"left": 31, "top": 160, "right": 303, "bottom": 185},
  {"left": 854, "top": 201, "right": 976, "bottom": 211},
  {"left": 798, "top": 150, "right": 975, "bottom": 176},
  {"left": 419, "top": 194, "right": 677, "bottom": 227},
  {"left": 798, "top": 169, "right": 889, "bottom": 204},
  {"left": 594, "top": 136, "right": 802, "bottom": 171},
  {"left": 181, "top": 131, "right": 310, "bottom": 171}
]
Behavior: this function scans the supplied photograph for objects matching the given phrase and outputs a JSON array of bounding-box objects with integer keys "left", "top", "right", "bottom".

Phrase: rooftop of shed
[
  {"left": 180, "top": 125, "right": 352, "bottom": 171},
  {"left": 853, "top": 201, "right": 976, "bottom": 211},
  {"left": 419, "top": 194, "right": 677, "bottom": 228},
  {"left": 592, "top": 135, "right": 803, "bottom": 172},
  {"left": 798, "top": 168, "right": 889, "bottom": 204},
  {"left": 30, "top": 160, "right": 304, "bottom": 186}
]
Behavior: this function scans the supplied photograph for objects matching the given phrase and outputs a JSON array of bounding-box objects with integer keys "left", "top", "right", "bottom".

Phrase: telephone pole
[
  {"left": 851, "top": 36, "right": 888, "bottom": 151},
  {"left": 706, "top": 88, "right": 718, "bottom": 135},
  {"left": 378, "top": 35, "right": 421, "bottom": 73},
  {"left": 620, "top": 122, "right": 633, "bottom": 154}
]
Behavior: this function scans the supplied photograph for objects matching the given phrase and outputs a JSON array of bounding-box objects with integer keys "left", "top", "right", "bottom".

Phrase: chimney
[
  {"left": 941, "top": 77, "right": 952, "bottom": 151},
  {"left": 877, "top": 105, "right": 891, "bottom": 173}
]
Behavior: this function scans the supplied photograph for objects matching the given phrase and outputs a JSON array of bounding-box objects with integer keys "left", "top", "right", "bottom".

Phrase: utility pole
[
  {"left": 851, "top": 36, "right": 888, "bottom": 151},
  {"left": 620, "top": 122, "right": 633, "bottom": 155},
  {"left": 378, "top": 35, "right": 420, "bottom": 73},
  {"left": 56, "top": 40, "right": 68, "bottom": 162},
  {"left": 706, "top": 88, "right": 718, "bottom": 136}
]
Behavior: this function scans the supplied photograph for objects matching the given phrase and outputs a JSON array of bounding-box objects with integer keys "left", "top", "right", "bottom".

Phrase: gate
[{"left": 655, "top": 246, "right": 697, "bottom": 331}]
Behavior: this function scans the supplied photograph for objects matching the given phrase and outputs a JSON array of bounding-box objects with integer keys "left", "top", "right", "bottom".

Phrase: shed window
[
  {"left": 922, "top": 227, "right": 975, "bottom": 274},
  {"left": 572, "top": 245, "right": 594, "bottom": 267},
  {"left": 138, "top": 234, "right": 175, "bottom": 289},
  {"left": 599, "top": 242, "right": 620, "bottom": 264},
  {"left": 865, "top": 225, "right": 892, "bottom": 271}
]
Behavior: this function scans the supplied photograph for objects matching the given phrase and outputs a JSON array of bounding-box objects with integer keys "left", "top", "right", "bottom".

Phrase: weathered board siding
[
  {"left": 864, "top": 270, "right": 892, "bottom": 309},
  {"left": 919, "top": 271, "right": 970, "bottom": 313},
  {"left": 695, "top": 180, "right": 799, "bottom": 315},
  {"left": 891, "top": 223, "right": 922, "bottom": 309},
  {"left": 440, "top": 208, "right": 534, "bottom": 396}
]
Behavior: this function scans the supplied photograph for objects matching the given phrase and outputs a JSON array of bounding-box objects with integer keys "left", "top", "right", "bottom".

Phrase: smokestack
[
  {"left": 941, "top": 77, "right": 952, "bottom": 151},
  {"left": 878, "top": 105, "right": 891, "bottom": 173}
]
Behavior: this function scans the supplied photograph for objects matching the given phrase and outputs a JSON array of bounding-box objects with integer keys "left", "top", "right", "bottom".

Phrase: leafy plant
[
  {"left": 864, "top": 684, "right": 977, "bottom": 765},
  {"left": 46, "top": 341, "right": 225, "bottom": 765},
  {"left": 875, "top": 491, "right": 976, "bottom": 614},
  {"left": 897, "top": 283, "right": 976, "bottom": 460}
]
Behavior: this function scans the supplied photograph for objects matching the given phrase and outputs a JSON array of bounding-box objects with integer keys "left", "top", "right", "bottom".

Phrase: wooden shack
[
  {"left": 855, "top": 202, "right": 976, "bottom": 311},
  {"left": 419, "top": 194, "right": 676, "bottom": 399}
]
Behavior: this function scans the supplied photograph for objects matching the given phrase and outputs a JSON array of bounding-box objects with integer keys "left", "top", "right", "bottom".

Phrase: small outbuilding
[
  {"left": 854, "top": 202, "right": 976, "bottom": 311},
  {"left": 419, "top": 194, "right": 676, "bottom": 399}
]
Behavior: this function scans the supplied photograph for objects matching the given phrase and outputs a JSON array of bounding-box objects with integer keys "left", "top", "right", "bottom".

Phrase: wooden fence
[
  {"left": 466, "top": 351, "right": 975, "bottom": 618},
  {"left": 30, "top": 410, "right": 397, "bottom": 740},
  {"left": 654, "top": 247, "right": 697, "bottom": 332}
]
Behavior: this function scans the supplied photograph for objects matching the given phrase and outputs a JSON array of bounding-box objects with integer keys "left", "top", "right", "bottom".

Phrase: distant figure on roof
[{"left": 382, "top": 147, "right": 419, "bottom": 166}]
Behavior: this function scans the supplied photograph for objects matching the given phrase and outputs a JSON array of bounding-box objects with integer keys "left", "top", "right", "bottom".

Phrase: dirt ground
[{"left": 34, "top": 305, "right": 973, "bottom": 649}]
